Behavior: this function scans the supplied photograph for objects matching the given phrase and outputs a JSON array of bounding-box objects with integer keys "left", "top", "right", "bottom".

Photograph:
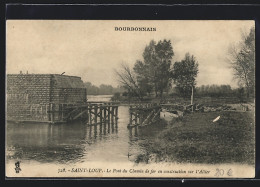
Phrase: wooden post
[
  {"left": 94, "top": 129, "right": 97, "bottom": 138},
  {"left": 152, "top": 108, "right": 161, "bottom": 122},
  {"left": 104, "top": 107, "right": 107, "bottom": 122},
  {"left": 115, "top": 112, "right": 118, "bottom": 130},
  {"left": 129, "top": 127, "right": 132, "bottom": 137},
  {"left": 110, "top": 106, "right": 114, "bottom": 133},
  {"left": 141, "top": 110, "right": 154, "bottom": 126},
  {"left": 107, "top": 105, "right": 111, "bottom": 133},
  {"left": 89, "top": 125, "right": 92, "bottom": 138},
  {"left": 110, "top": 111, "right": 114, "bottom": 133},
  {"left": 111, "top": 104, "right": 113, "bottom": 122},
  {"left": 111, "top": 107, "right": 114, "bottom": 124},
  {"left": 115, "top": 106, "right": 118, "bottom": 129},
  {"left": 99, "top": 108, "right": 102, "bottom": 134},
  {"left": 99, "top": 106, "right": 103, "bottom": 124},
  {"left": 139, "top": 112, "right": 143, "bottom": 125},
  {"left": 134, "top": 112, "right": 138, "bottom": 125},
  {"left": 130, "top": 112, "right": 133, "bottom": 126},
  {"left": 85, "top": 105, "right": 88, "bottom": 124},
  {"left": 94, "top": 111, "right": 97, "bottom": 138},
  {"left": 89, "top": 105, "right": 92, "bottom": 125},
  {"left": 108, "top": 105, "right": 111, "bottom": 123},
  {"left": 103, "top": 107, "right": 107, "bottom": 134},
  {"left": 134, "top": 126, "right": 138, "bottom": 136},
  {"left": 115, "top": 106, "right": 118, "bottom": 119},
  {"left": 102, "top": 119, "right": 106, "bottom": 134},
  {"left": 94, "top": 106, "right": 98, "bottom": 125}
]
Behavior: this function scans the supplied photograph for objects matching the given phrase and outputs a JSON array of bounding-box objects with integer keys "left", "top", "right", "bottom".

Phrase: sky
[{"left": 6, "top": 20, "right": 254, "bottom": 88}]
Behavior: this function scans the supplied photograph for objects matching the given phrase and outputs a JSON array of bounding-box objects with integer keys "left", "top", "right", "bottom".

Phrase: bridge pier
[
  {"left": 44, "top": 102, "right": 119, "bottom": 127},
  {"left": 128, "top": 103, "right": 161, "bottom": 128}
]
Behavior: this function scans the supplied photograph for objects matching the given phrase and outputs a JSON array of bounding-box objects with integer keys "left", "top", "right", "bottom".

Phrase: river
[{"left": 6, "top": 95, "right": 167, "bottom": 165}]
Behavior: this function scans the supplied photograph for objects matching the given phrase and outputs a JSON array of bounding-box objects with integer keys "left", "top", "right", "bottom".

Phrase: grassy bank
[
  {"left": 112, "top": 95, "right": 254, "bottom": 105},
  {"left": 136, "top": 110, "right": 255, "bottom": 165}
]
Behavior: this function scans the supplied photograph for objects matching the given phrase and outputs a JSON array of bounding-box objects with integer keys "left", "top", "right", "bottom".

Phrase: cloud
[{"left": 6, "top": 20, "right": 254, "bottom": 88}]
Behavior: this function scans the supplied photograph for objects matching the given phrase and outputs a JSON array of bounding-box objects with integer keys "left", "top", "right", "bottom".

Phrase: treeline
[
  {"left": 194, "top": 84, "right": 254, "bottom": 102},
  {"left": 111, "top": 84, "right": 249, "bottom": 102},
  {"left": 194, "top": 84, "right": 252, "bottom": 101},
  {"left": 83, "top": 82, "right": 125, "bottom": 95},
  {"left": 175, "top": 84, "right": 251, "bottom": 100},
  {"left": 195, "top": 84, "right": 233, "bottom": 97}
]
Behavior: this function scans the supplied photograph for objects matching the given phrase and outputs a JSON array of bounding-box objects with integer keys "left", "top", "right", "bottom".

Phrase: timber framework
[{"left": 6, "top": 73, "right": 119, "bottom": 124}]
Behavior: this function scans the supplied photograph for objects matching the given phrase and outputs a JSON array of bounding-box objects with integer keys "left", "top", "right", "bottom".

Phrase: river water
[{"left": 6, "top": 95, "right": 167, "bottom": 165}]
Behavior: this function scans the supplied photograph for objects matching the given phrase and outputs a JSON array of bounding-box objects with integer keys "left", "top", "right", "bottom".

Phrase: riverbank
[
  {"left": 111, "top": 95, "right": 254, "bottom": 105},
  {"left": 135, "top": 110, "right": 255, "bottom": 165}
]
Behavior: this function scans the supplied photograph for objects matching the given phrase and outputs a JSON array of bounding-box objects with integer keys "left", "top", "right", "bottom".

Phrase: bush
[{"left": 111, "top": 92, "right": 121, "bottom": 101}]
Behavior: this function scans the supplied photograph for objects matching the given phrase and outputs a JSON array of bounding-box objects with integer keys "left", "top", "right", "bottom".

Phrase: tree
[
  {"left": 114, "top": 63, "right": 143, "bottom": 100},
  {"left": 172, "top": 53, "right": 199, "bottom": 97},
  {"left": 133, "top": 60, "right": 153, "bottom": 96},
  {"left": 133, "top": 39, "right": 174, "bottom": 97},
  {"left": 227, "top": 26, "right": 255, "bottom": 98},
  {"left": 155, "top": 40, "right": 174, "bottom": 97}
]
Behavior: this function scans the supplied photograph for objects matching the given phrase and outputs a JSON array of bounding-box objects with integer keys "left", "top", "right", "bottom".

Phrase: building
[{"left": 6, "top": 73, "right": 87, "bottom": 123}]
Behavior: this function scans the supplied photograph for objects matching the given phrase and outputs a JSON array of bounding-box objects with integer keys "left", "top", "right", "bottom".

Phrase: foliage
[
  {"left": 133, "top": 39, "right": 174, "bottom": 97},
  {"left": 114, "top": 63, "right": 143, "bottom": 100},
  {"left": 133, "top": 60, "right": 153, "bottom": 96},
  {"left": 83, "top": 82, "right": 125, "bottom": 95},
  {"left": 172, "top": 53, "right": 199, "bottom": 97},
  {"left": 115, "top": 40, "right": 200, "bottom": 100},
  {"left": 227, "top": 26, "right": 255, "bottom": 98},
  {"left": 111, "top": 92, "right": 121, "bottom": 101},
  {"left": 196, "top": 84, "right": 233, "bottom": 97},
  {"left": 195, "top": 84, "right": 249, "bottom": 102},
  {"left": 233, "top": 87, "right": 247, "bottom": 102},
  {"left": 83, "top": 82, "right": 100, "bottom": 95}
]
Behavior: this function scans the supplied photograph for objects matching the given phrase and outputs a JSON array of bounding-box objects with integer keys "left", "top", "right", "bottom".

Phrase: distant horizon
[
  {"left": 6, "top": 20, "right": 254, "bottom": 89},
  {"left": 6, "top": 71, "right": 241, "bottom": 89}
]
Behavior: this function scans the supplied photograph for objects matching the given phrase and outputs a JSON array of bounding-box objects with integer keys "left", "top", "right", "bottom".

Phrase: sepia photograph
[{"left": 5, "top": 20, "right": 255, "bottom": 178}]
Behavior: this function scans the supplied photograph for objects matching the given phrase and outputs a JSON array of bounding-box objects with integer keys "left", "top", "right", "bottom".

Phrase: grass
[
  {"left": 162, "top": 96, "right": 252, "bottom": 105},
  {"left": 136, "top": 110, "right": 255, "bottom": 165},
  {"left": 114, "top": 95, "right": 254, "bottom": 106}
]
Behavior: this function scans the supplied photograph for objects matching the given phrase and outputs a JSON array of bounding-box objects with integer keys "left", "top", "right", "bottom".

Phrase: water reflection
[
  {"left": 6, "top": 104, "right": 167, "bottom": 164},
  {"left": 6, "top": 119, "right": 118, "bottom": 164}
]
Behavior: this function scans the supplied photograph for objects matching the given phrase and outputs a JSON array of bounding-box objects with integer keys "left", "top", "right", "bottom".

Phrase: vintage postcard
[{"left": 6, "top": 20, "right": 255, "bottom": 178}]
